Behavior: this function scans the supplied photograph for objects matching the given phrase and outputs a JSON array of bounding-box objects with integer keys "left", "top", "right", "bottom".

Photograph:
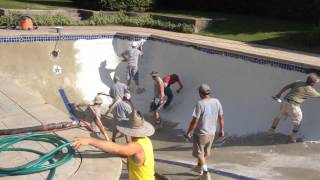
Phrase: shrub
[
  {"left": 98, "top": 0, "right": 154, "bottom": 12},
  {"left": 82, "top": 12, "right": 194, "bottom": 33},
  {"left": 33, "top": 15, "right": 73, "bottom": 26},
  {"left": 0, "top": 13, "right": 194, "bottom": 33},
  {"left": 0, "top": 14, "right": 73, "bottom": 26},
  {"left": 0, "top": 15, "right": 17, "bottom": 26}
]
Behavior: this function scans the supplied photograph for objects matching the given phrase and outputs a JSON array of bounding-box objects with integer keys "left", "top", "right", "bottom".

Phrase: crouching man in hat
[{"left": 73, "top": 110, "right": 155, "bottom": 180}]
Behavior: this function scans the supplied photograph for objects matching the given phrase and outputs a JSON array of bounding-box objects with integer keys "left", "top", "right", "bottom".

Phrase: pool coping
[{"left": 0, "top": 26, "right": 319, "bottom": 71}]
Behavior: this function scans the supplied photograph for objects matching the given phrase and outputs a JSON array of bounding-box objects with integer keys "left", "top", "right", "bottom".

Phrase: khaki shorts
[
  {"left": 127, "top": 66, "right": 139, "bottom": 81},
  {"left": 276, "top": 101, "right": 302, "bottom": 127},
  {"left": 192, "top": 134, "right": 214, "bottom": 158}
]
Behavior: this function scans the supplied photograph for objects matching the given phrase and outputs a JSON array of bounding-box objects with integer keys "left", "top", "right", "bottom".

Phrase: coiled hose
[{"left": 0, "top": 133, "right": 75, "bottom": 180}]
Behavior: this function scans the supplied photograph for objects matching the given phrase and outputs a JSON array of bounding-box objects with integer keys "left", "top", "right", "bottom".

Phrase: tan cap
[
  {"left": 94, "top": 96, "right": 103, "bottom": 104},
  {"left": 198, "top": 84, "right": 211, "bottom": 95}
]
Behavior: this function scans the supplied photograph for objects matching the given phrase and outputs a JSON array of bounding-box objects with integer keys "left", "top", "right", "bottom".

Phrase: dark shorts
[
  {"left": 127, "top": 66, "right": 139, "bottom": 81},
  {"left": 150, "top": 97, "right": 166, "bottom": 112},
  {"left": 192, "top": 134, "right": 214, "bottom": 158}
]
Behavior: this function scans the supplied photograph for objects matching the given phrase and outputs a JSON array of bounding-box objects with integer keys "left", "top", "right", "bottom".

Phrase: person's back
[
  {"left": 109, "top": 82, "right": 128, "bottom": 100},
  {"left": 128, "top": 137, "right": 155, "bottom": 180},
  {"left": 193, "top": 98, "right": 223, "bottom": 135},
  {"left": 284, "top": 81, "right": 320, "bottom": 105},
  {"left": 126, "top": 47, "right": 142, "bottom": 67},
  {"left": 163, "top": 74, "right": 179, "bottom": 87}
]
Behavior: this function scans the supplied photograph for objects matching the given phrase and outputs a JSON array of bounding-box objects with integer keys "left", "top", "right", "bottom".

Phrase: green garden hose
[{"left": 0, "top": 133, "right": 75, "bottom": 180}]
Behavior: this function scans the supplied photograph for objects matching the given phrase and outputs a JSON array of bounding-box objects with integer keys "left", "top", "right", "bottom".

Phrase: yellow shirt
[{"left": 128, "top": 137, "right": 155, "bottom": 180}]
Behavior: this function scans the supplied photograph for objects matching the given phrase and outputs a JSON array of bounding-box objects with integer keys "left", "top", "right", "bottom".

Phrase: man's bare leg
[
  {"left": 134, "top": 79, "right": 144, "bottom": 93},
  {"left": 127, "top": 79, "right": 131, "bottom": 87},
  {"left": 112, "top": 128, "right": 118, "bottom": 142},
  {"left": 271, "top": 117, "right": 281, "bottom": 129},
  {"left": 154, "top": 111, "right": 160, "bottom": 123}
]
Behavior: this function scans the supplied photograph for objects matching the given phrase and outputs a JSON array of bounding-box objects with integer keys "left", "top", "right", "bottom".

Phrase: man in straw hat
[
  {"left": 185, "top": 84, "right": 224, "bottom": 180},
  {"left": 73, "top": 110, "right": 155, "bottom": 180},
  {"left": 268, "top": 73, "right": 320, "bottom": 142},
  {"left": 150, "top": 71, "right": 166, "bottom": 129},
  {"left": 121, "top": 41, "right": 145, "bottom": 94}
]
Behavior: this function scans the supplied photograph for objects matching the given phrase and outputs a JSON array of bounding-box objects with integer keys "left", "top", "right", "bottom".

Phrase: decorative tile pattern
[{"left": 0, "top": 34, "right": 309, "bottom": 74}]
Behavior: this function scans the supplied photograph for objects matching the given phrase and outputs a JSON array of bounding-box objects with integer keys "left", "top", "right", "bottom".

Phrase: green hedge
[
  {"left": 0, "top": 13, "right": 194, "bottom": 33},
  {"left": 98, "top": 0, "right": 153, "bottom": 12},
  {"left": 81, "top": 12, "right": 193, "bottom": 32},
  {"left": 73, "top": 0, "right": 153, "bottom": 12}
]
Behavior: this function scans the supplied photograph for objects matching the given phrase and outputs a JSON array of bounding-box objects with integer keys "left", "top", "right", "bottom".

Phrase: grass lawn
[
  {"left": 0, "top": 0, "right": 74, "bottom": 10},
  {"left": 154, "top": 10, "right": 319, "bottom": 53}
]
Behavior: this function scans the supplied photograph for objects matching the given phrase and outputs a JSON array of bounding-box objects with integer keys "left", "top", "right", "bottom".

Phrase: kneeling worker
[
  {"left": 73, "top": 110, "right": 155, "bottom": 180},
  {"left": 162, "top": 74, "right": 183, "bottom": 109},
  {"left": 269, "top": 73, "right": 320, "bottom": 142}
]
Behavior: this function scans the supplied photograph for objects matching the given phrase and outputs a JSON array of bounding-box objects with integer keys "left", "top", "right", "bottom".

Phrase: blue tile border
[{"left": 0, "top": 34, "right": 312, "bottom": 74}]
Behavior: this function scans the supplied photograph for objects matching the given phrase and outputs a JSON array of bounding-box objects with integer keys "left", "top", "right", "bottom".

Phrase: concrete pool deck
[
  {"left": 0, "top": 79, "right": 122, "bottom": 180},
  {"left": 1, "top": 26, "right": 320, "bottom": 180}
]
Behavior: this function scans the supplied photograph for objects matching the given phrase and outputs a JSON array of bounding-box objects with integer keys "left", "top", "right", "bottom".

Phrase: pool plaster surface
[{"left": 0, "top": 26, "right": 320, "bottom": 180}]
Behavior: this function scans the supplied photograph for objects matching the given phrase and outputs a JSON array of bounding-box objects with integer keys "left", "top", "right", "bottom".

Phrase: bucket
[{"left": 19, "top": 16, "right": 33, "bottom": 30}]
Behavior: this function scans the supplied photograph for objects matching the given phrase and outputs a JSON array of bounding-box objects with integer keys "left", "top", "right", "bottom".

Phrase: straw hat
[{"left": 117, "top": 110, "right": 155, "bottom": 137}]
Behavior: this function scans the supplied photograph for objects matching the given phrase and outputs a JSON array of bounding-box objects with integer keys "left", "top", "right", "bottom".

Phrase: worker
[
  {"left": 185, "top": 84, "right": 224, "bottom": 180},
  {"left": 73, "top": 110, "right": 155, "bottom": 180},
  {"left": 268, "top": 73, "right": 320, "bottom": 142}
]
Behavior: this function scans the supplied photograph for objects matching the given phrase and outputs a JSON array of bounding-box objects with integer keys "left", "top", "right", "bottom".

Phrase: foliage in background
[
  {"left": 154, "top": 0, "right": 320, "bottom": 24},
  {"left": 73, "top": 0, "right": 153, "bottom": 12},
  {"left": 81, "top": 12, "right": 193, "bottom": 32},
  {"left": 98, "top": 0, "right": 153, "bottom": 12},
  {"left": 0, "top": 12, "right": 193, "bottom": 33}
]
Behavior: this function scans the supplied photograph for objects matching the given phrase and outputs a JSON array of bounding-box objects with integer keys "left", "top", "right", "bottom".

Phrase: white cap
[
  {"left": 124, "top": 93, "right": 131, "bottom": 100},
  {"left": 131, "top": 41, "right": 138, "bottom": 47}
]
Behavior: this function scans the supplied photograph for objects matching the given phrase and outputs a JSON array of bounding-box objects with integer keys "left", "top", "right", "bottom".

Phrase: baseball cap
[
  {"left": 129, "top": 41, "right": 138, "bottom": 47},
  {"left": 198, "top": 84, "right": 211, "bottom": 95},
  {"left": 94, "top": 96, "right": 103, "bottom": 104},
  {"left": 151, "top": 71, "right": 160, "bottom": 77}
]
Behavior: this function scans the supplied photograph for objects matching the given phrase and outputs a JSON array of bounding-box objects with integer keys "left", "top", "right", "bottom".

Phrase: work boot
[
  {"left": 267, "top": 128, "right": 276, "bottom": 135},
  {"left": 191, "top": 165, "right": 203, "bottom": 175},
  {"left": 198, "top": 171, "right": 211, "bottom": 180}
]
